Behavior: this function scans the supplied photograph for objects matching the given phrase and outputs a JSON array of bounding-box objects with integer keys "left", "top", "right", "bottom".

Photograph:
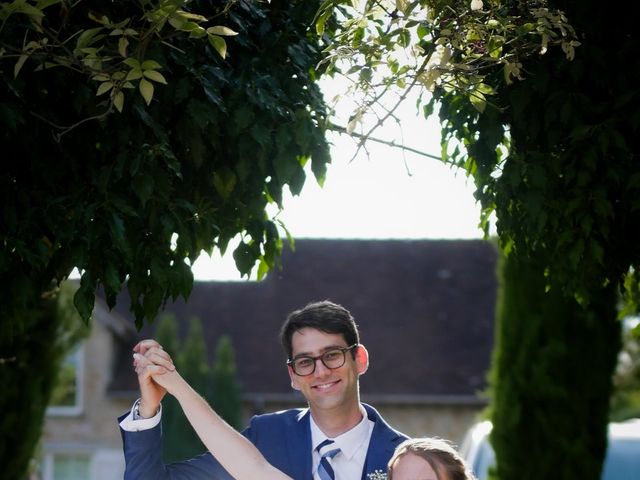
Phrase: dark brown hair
[
  {"left": 279, "top": 300, "right": 360, "bottom": 359},
  {"left": 388, "top": 437, "right": 477, "bottom": 480}
]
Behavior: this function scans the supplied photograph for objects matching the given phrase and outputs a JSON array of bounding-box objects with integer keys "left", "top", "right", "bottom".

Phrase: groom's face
[{"left": 287, "top": 327, "right": 368, "bottom": 413}]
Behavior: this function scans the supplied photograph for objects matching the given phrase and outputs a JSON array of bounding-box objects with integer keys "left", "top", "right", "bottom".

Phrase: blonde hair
[{"left": 387, "top": 437, "right": 477, "bottom": 480}]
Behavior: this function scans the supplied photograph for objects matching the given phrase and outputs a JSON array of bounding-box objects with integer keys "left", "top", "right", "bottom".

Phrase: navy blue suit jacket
[{"left": 120, "top": 403, "right": 408, "bottom": 479}]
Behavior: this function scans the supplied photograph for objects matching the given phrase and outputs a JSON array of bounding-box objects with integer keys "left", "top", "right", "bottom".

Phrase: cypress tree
[
  {"left": 155, "top": 313, "right": 180, "bottom": 360},
  {"left": 488, "top": 253, "right": 621, "bottom": 480},
  {"left": 157, "top": 315, "right": 210, "bottom": 462},
  {"left": 210, "top": 335, "right": 242, "bottom": 430},
  {"left": 156, "top": 317, "right": 243, "bottom": 461},
  {"left": 154, "top": 313, "right": 188, "bottom": 463}
]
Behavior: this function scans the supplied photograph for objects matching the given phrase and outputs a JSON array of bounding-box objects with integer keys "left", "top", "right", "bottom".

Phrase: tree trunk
[{"left": 1, "top": 296, "right": 63, "bottom": 479}]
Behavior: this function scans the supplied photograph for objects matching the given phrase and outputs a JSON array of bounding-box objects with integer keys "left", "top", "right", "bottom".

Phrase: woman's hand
[{"left": 133, "top": 345, "right": 183, "bottom": 397}]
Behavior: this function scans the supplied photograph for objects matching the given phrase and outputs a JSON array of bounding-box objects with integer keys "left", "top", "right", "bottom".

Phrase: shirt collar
[{"left": 310, "top": 404, "right": 372, "bottom": 461}]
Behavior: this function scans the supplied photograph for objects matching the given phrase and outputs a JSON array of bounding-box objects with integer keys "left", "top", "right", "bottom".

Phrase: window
[
  {"left": 47, "top": 344, "right": 84, "bottom": 416},
  {"left": 39, "top": 453, "right": 90, "bottom": 480},
  {"left": 53, "top": 454, "right": 90, "bottom": 480}
]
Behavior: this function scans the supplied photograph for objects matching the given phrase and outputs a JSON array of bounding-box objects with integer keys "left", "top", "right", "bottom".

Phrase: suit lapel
[
  {"left": 286, "top": 408, "right": 313, "bottom": 480},
  {"left": 360, "top": 404, "right": 406, "bottom": 480}
]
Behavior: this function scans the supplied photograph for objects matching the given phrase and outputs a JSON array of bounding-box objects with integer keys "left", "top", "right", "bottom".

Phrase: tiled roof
[{"left": 108, "top": 239, "right": 497, "bottom": 402}]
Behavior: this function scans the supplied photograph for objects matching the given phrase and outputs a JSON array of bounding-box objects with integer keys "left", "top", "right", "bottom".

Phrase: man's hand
[{"left": 132, "top": 339, "right": 176, "bottom": 418}]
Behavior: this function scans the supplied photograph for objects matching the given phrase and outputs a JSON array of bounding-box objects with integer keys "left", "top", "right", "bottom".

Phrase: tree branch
[{"left": 327, "top": 122, "right": 443, "bottom": 162}]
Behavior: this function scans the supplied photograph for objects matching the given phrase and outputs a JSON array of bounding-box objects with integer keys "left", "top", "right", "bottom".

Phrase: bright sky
[{"left": 192, "top": 78, "right": 486, "bottom": 280}]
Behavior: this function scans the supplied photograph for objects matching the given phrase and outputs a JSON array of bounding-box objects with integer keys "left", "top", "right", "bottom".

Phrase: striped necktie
[{"left": 316, "top": 439, "right": 341, "bottom": 480}]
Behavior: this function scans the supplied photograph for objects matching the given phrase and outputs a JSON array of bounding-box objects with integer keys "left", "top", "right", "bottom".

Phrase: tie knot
[
  {"left": 316, "top": 439, "right": 334, "bottom": 452},
  {"left": 316, "top": 439, "right": 340, "bottom": 459}
]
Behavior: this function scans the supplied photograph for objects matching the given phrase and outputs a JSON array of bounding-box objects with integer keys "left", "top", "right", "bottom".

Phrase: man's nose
[{"left": 313, "top": 358, "right": 331, "bottom": 377}]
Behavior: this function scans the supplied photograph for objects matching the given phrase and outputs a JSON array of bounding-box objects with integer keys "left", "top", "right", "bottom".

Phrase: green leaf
[
  {"left": 188, "top": 25, "right": 207, "bottom": 38},
  {"left": 143, "top": 70, "right": 168, "bottom": 84},
  {"left": 141, "top": 59, "right": 162, "bottom": 70},
  {"left": 206, "top": 26, "right": 239, "bottom": 36},
  {"left": 118, "top": 37, "right": 129, "bottom": 57},
  {"left": 143, "top": 285, "right": 163, "bottom": 322},
  {"left": 36, "top": 0, "right": 62, "bottom": 9},
  {"left": 232, "top": 242, "right": 256, "bottom": 276},
  {"left": 477, "top": 83, "right": 495, "bottom": 95},
  {"left": 126, "top": 68, "right": 143, "bottom": 81},
  {"left": 208, "top": 34, "right": 227, "bottom": 59},
  {"left": 469, "top": 91, "right": 486, "bottom": 113},
  {"left": 113, "top": 91, "right": 124, "bottom": 113},
  {"left": 123, "top": 58, "right": 140, "bottom": 69},
  {"left": 75, "top": 27, "right": 103, "bottom": 50},
  {"left": 213, "top": 168, "right": 237, "bottom": 200},
  {"left": 315, "top": 7, "right": 331, "bottom": 36},
  {"left": 168, "top": 15, "right": 187, "bottom": 30},
  {"left": 398, "top": 29, "right": 411, "bottom": 48},
  {"left": 110, "top": 212, "right": 127, "bottom": 247},
  {"left": 10, "top": 0, "right": 45, "bottom": 22},
  {"left": 487, "top": 35, "right": 504, "bottom": 58},
  {"left": 103, "top": 262, "right": 121, "bottom": 294},
  {"left": 256, "top": 258, "right": 270, "bottom": 281},
  {"left": 14, "top": 54, "right": 28, "bottom": 78},
  {"left": 96, "top": 82, "right": 113, "bottom": 96},
  {"left": 73, "top": 273, "right": 96, "bottom": 323},
  {"left": 359, "top": 67, "right": 372, "bottom": 83},
  {"left": 174, "top": 10, "right": 207, "bottom": 22},
  {"left": 417, "top": 24, "right": 429, "bottom": 39},
  {"left": 139, "top": 78, "right": 154, "bottom": 105}
]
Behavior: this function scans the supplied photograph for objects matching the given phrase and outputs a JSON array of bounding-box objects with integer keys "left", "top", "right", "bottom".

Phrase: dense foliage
[
  {"left": 0, "top": 0, "right": 330, "bottom": 329},
  {"left": 432, "top": 1, "right": 640, "bottom": 303}
]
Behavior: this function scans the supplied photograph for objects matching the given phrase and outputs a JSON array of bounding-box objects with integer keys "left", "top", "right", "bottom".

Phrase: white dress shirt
[
  {"left": 120, "top": 399, "right": 375, "bottom": 480},
  {"left": 310, "top": 404, "right": 375, "bottom": 480}
]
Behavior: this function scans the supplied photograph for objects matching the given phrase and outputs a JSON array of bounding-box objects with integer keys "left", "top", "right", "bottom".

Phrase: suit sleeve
[{"left": 119, "top": 411, "right": 252, "bottom": 480}]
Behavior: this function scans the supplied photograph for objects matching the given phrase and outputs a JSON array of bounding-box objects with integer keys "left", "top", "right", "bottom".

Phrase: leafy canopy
[
  {"left": 316, "top": 0, "right": 640, "bottom": 305},
  {"left": 0, "top": 0, "right": 330, "bottom": 328}
]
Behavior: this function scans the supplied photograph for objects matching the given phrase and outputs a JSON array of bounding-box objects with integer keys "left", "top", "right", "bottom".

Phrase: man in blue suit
[{"left": 119, "top": 300, "right": 408, "bottom": 479}]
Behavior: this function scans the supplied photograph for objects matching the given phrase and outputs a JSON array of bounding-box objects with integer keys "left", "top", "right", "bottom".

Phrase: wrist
[{"left": 135, "top": 398, "right": 159, "bottom": 419}]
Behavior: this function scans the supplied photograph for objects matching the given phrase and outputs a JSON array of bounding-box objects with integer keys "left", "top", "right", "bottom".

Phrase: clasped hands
[{"left": 132, "top": 339, "right": 182, "bottom": 417}]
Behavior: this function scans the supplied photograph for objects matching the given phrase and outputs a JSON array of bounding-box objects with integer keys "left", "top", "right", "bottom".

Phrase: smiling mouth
[{"left": 313, "top": 380, "right": 340, "bottom": 391}]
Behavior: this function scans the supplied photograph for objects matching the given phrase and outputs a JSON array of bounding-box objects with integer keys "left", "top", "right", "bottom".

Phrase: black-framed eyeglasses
[{"left": 287, "top": 344, "right": 359, "bottom": 376}]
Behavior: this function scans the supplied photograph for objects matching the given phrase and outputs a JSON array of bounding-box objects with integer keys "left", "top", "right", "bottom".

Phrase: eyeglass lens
[{"left": 292, "top": 348, "right": 348, "bottom": 375}]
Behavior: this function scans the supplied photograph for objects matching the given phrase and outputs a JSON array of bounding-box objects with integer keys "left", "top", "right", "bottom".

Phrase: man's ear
[
  {"left": 355, "top": 344, "right": 369, "bottom": 375},
  {"left": 288, "top": 365, "right": 301, "bottom": 391}
]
